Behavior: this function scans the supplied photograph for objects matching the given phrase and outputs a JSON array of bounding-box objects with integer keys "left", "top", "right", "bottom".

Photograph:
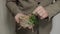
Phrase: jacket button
[{"left": 38, "top": 2, "right": 40, "bottom": 5}]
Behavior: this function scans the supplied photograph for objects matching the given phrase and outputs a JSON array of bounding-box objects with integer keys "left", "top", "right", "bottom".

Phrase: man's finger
[
  {"left": 15, "top": 16, "right": 20, "bottom": 23},
  {"left": 33, "top": 6, "right": 41, "bottom": 14},
  {"left": 40, "top": 13, "right": 48, "bottom": 19}
]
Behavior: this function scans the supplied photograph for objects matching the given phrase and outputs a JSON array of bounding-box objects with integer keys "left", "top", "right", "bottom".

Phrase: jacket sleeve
[
  {"left": 6, "top": 0, "right": 22, "bottom": 16},
  {"left": 45, "top": 0, "right": 60, "bottom": 19}
]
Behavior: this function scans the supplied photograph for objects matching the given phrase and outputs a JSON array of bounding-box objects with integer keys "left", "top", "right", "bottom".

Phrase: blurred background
[{"left": 0, "top": 0, "right": 15, "bottom": 34}]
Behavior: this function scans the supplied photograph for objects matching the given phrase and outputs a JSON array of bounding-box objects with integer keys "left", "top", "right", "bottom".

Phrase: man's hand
[
  {"left": 15, "top": 13, "right": 33, "bottom": 29},
  {"left": 15, "top": 13, "right": 26, "bottom": 23},
  {"left": 33, "top": 6, "right": 48, "bottom": 19}
]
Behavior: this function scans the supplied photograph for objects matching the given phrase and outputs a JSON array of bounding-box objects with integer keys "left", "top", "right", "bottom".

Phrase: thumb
[
  {"left": 15, "top": 16, "right": 20, "bottom": 23},
  {"left": 33, "top": 10, "right": 37, "bottom": 14}
]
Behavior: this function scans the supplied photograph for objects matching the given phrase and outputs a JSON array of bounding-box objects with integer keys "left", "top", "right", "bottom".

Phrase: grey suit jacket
[{"left": 6, "top": 0, "right": 60, "bottom": 34}]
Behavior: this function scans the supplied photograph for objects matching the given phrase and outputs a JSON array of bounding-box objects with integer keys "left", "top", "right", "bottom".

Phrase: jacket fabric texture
[{"left": 6, "top": 0, "right": 60, "bottom": 34}]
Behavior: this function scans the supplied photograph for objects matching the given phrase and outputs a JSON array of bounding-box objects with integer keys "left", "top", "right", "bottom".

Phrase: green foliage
[{"left": 29, "top": 14, "right": 38, "bottom": 24}]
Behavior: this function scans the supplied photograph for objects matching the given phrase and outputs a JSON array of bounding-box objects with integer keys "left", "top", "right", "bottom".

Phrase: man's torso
[{"left": 16, "top": 0, "right": 52, "bottom": 15}]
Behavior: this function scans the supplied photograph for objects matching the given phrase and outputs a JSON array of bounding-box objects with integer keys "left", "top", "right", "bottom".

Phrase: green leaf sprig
[{"left": 29, "top": 14, "right": 38, "bottom": 24}]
